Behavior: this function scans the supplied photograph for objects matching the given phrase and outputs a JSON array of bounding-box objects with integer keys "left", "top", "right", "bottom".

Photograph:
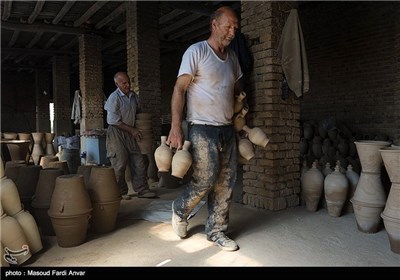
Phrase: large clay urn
[
  {"left": 242, "top": 125, "right": 270, "bottom": 147},
  {"left": 324, "top": 164, "right": 349, "bottom": 217},
  {"left": 351, "top": 140, "right": 391, "bottom": 233},
  {"left": 234, "top": 91, "right": 246, "bottom": 113},
  {"left": 379, "top": 147, "right": 400, "bottom": 253},
  {"left": 171, "top": 140, "right": 192, "bottom": 179},
  {"left": 0, "top": 213, "right": 32, "bottom": 266},
  {"left": 1, "top": 242, "right": 10, "bottom": 267},
  {"left": 12, "top": 209, "right": 43, "bottom": 254},
  {"left": 31, "top": 132, "right": 45, "bottom": 165},
  {"left": 154, "top": 136, "right": 173, "bottom": 172},
  {"left": 302, "top": 161, "right": 324, "bottom": 212},
  {"left": 90, "top": 199, "right": 120, "bottom": 234},
  {"left": 87, "top": 166, "right": 120, "bottom": 202},
  {"left": 344, "top": 165, "right": 359, "bottom": 213}
]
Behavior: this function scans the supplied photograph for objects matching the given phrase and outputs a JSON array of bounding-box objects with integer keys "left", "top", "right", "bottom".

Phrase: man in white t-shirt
[{"left": 167, "top": 6, "right": 243, "bottom": 251}]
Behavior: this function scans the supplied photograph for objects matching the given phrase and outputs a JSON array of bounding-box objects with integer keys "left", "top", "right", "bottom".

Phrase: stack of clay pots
[
  {"left": 31, "top": 168, "right": 64, "bottom": 236},
  {"left": 1, "top": 132, "right": 31, "bottom": 163},
  {"left": 154, "top": 136, "right": 192, "bottom": 179},
  {"left": 135, "top": 113, "right": 154, "bottom": 155},
  {"left": 87, "top": 166, "right": 120, "bottom": 234},
  {"left": 1, "top": 159, "right": 43, "bottom": 266},
  {"left": 48, "top": 174, "right": 92, "bottom": 247}
]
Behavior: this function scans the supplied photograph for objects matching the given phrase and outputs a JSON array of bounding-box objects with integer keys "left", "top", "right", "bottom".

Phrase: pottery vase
[
  {"left": 44, "top": 133, "right": 56, "bottom": 155},
  {"left": 171, "top": 140, "right": 192, "bottom": 179},
  {"left": 234, "top": 91, "right": 246, "bottom": 113},
  {"left": 154, "top": 136, "right": 173, "bottom": 172},
  {"left": 0, "top": 177, "right": 23, "bottom": 216},
  {"left": 31, "top": 133, "right": 45, "bottom": 165},
  {"left": 242, "top": 125, "right": 269, "bottom": 147},
  {"left": 302, "top": 161, "right": 324, "bottom": 212},
  {"left": 324, "top": 164, "right": 349, "bottom": 217},
  {"left": 12, "top": 209, "right": 43, "bottom": 254},
  {"left": 238, "top": 138, "right": 255, "bottom": 161},
  {"left": 344, "top": 165, "right": 359, "bottom": 213},
  {"left": 234, "top": 106, "right": 248, "bottom": 132}
]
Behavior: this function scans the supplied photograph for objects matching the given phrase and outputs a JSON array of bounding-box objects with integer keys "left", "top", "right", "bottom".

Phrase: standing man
[
  {"left": 167, "top": 6, "right": 242, "bottom": 251},
  {"left": 104, "top": 72, "right": 156, "bottom": 199}
]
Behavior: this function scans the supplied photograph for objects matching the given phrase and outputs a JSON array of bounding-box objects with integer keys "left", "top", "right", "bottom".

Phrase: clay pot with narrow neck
[
  {"left": 324, "top": 165, "right": 349, "bottom": 217},
  {"left": 302, "top": 161, "right": 324, "bottom": 212},
  {"left": 234, "top": 106, "right": 248, "bottom": 132},
  {"left": 154, "top": 136, "right": 173, "bottom": 172},
  {"left": 171, "top": 141, "right": 192, "bottom": 179},
  {"left": 234, "top": 91, "right": 246, "bottom": 113},
  {"left": 242, "top": 125, "right": 269, "bottom": 147},
  {"left": 238, "top": 138, "right": 255, "bottom": 161}
]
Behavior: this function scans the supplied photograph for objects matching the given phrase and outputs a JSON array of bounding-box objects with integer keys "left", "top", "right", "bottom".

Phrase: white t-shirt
[{"left": 178, "top": 41, "right": 243, "bottom": 126}]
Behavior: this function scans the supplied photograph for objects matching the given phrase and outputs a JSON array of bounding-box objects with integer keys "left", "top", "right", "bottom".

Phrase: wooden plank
[
  {"left": 159, "top": 9, "right": 185, "bottom": 25},
  {"left": 27, "top": 31, "right": 44, "bottom": 48},
  {"left": 160, "top": 13, "right": 203, "bottom": 36},
  {"left": 2, "top": 0, "right": 12, "bottom": 21},
  {"left": 73, "top": 1, "right": 108, "bottom": 27},
  {"left": 8, "top": 30, "right": 20, "bottom": 47},
  {"left": 44, "top": 33, "right": 62, "bottom": 49},
  {"left": 95, "top": 2, "right": 126, "bottom": 29},
  {"left": 52, "top": 1, "right": 76, "bottom": 24},
  {"left": 27, "top": 0, "right": 46, "bottom": 24}
]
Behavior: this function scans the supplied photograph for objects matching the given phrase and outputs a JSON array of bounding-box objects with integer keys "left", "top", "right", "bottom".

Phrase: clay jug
[
  {"left": 77, "top": 165, "right": 94, "bottom": 188},
  {"left": 90, "top": 199, "right": 120, "bottom": 234},
  {"left": 171, "top": 141, "right": 192, "bottom": 178},
  {"left": 32, "top": 168, "right": 64, "bottom": 208},
  {"left": 12, "top": 210, "right": 43, "bottom": 254},
  {"left": 0, "top": 213, "right": 32, "bottom": 266},
  {"left": 0, "top": 177, "right": 23, "bottom": 216},
  {"left": 31, "top": 132, "right": 45, "bottom": 165},
  {"left": 242, "top": 125, "right": 270, "bottom": 147},
  {"left": 238, "top": 138, "right": 255, "bottom": 161},
  {"left": 234, "top": 91, "right": 246, "bottom": 113},
  {"left": 234, "top": 106, "right": 248, "bottom": 132},
  {"left": 302, "top": 161, "right": 324, "bottom": 212},
  {"left": 154, "top": 136, "right": 173, "bottom": 172},
  {"left": 322, "top": 162, "right": 333, "bottom": 177},
  {"left": 324, "top": 165, "right": 349, "bottom": 217}
]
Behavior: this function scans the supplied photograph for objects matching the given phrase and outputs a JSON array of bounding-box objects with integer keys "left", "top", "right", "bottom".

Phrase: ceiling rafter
[
  {"left": 159, "top": 9, "right": 185, "bottom": 24},
  {"left": 44, "top": 33, "right": 62, "bottom": 49},
  {"left": 52, "top": 1, "right": 76, "bottom": 24},
  {"left": 8, "top": 30, "right": 20, "bottom": 47},
  {"left": 95, "top": 2, "right": 126, "bottom": 29},
  {"left": 73, "top": 1, "right": 108, "bottom": 27},
  {"left": 2, "top": 0, "right": 12, "bottom": 21},
  {"left": 168, "top": 18, "right": 209, "bottom": 41},
  {"left": 27, "top": 0, "right": 46, "bottom": 24},
  {"left": 160, "top": 13, "right": 203, "bottom": 36}
]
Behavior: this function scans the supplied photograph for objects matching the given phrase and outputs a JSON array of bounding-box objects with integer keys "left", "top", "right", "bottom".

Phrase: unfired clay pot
[
  {"left": 171, "top": 140, "right": 192, "bottom": 179},
  {"left": 154, "top": 136, "right": 173, "bottom": 172}
]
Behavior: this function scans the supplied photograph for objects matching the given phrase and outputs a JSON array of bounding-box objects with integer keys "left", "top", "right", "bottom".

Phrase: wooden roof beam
[
  {"left": 27, "top": 0, "right": 46, "bottom": 24},
  {"left": 52, "top": 1, "right": 76, "bottom": 24},
  {"left": 2, "top": 0, "right": 12, "bottom": 21},
  {"left": 160, "top": 13, "right": 203, "bottom": 36},
  {"left": 95, "top": 2, "right": 126, "bottom": 29},
  {"left": 73, "top": 1, "right": 108, "bottom": 27},
  {"left": 8, "top": 30, "right": 20, "bottom": 47}
]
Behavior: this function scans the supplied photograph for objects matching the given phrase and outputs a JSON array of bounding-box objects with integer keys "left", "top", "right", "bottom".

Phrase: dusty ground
[{"left": 17, "top": 184, "right": 399, "bottom": 268}]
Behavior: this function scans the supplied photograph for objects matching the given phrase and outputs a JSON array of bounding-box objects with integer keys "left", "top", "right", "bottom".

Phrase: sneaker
[
  {"left": 138, "top": 190, "right": 157, "bottom": 198},
  {"left": 171, "top": 201, "right": 188, "bottom": 238},
  {"left": 207, "top": 233, "right": 239, "bottom": 252}
]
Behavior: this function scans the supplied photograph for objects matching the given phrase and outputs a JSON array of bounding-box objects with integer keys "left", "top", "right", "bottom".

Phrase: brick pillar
[
  {"left": 53, "top": 56, "right": 71, "bottom": 136},
  {"left": 78, "top": 34, "right": 103, "bottom": 150},
  {"left": 241, "top": 1, "right": 300, "bottom": 210},
  {"left": 395, "top": 5, "right": 400, "bottom": 144},
  {"left": 126, "top": 1, "right": 161, "bottom": 142},
  {"left": 35, "top": 70, "right": 51, "bottom": 132}
]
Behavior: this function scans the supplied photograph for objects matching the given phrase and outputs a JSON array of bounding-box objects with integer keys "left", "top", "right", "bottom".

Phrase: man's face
[
  {"left": 213, "top": 12, "right": 238, "bottom": 47},
  {"left": 115, "top": 74, "right": 130, "bottom": 94}
]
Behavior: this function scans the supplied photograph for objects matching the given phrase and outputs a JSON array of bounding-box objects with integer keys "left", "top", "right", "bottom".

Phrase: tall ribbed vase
[
  {"left": 302, "top": 161, "right": 324, "bottom": 212},
  {"left": 351, "top": 140, "right": 391, "bottom": 233},
  {"left": 379, "top": 147, "right": 400, "bottom": 254},
  {"left": 31, "top": 133, "right": 45, "bottom": 165}
]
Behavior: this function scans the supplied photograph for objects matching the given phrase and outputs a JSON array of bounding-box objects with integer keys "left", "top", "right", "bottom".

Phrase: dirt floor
[{"left": 15, "top": 182, "right": 399, "bottom": 268}]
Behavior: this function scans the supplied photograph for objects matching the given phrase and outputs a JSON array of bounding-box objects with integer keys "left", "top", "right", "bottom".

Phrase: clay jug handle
[{"left": 58, "top": 203, "right": 64, "bottom": 213}]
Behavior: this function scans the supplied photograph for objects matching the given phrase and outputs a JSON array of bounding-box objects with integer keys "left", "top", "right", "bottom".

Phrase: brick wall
[
  {"left": 78, "top": 34, "right": 104, "bottom": 132},
  {"left": 35, "top": 70, "right": 51, "bottom": 132},
  {"left": 241, "top": 1, "right": 300, "bottom": 210},
  {"left": 126, "top": 1, "right": 162, "bottom": 141},
  {"left": 52, "top": 56, "right": 71, "bottom": 136},
  {"left": 300, "top": 2, "right": 400, "bottom": 144}
]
